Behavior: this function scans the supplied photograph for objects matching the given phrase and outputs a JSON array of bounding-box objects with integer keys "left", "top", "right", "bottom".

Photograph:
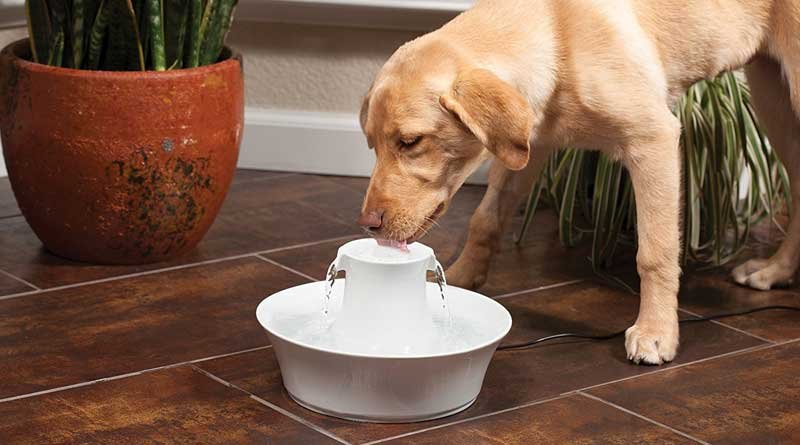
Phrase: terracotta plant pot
[{"left": 0, "top": 39, "right": 243, "bottom": 264}]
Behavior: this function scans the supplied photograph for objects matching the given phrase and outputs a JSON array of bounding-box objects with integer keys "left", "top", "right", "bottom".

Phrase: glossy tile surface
[
  {"left": 196, "top": 281, "right": 762, "bottom": 444},
  {"left": 0, "top": 170, "right": 794, "bottom": 444},
  {"left": 381, "top": 395, "right": 697, "bottom": 445},
  {"left": 590, "top": 341, "right": 800, "bottom": 444},
  {"left": 0, "top": 271, "right": 32, "bottom": 297},
  {"left": 0, "top": 172, "right": 358, "bottom": 288},
  {"left": 0, "top": 366, "right": 339, "bottom": 445},
  {"left": 0, "top": 258, "right": 305, "bottom": 399}
]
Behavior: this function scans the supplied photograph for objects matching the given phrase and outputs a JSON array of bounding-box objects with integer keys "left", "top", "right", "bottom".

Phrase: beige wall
[
  {"left": 0, "top": 22, "right": 418, "bottom": 113},
  {"left": 0, "top": 26, "right": 27, "bottom": 51},
  {"left": 228, "top": 21, "right": 421, "bottom": 113}
]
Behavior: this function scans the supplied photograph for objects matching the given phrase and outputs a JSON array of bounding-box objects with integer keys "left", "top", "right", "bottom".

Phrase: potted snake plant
[
  {"left": 0, "top": 0, "right": 241, "bottom": 264},
  {"left": 517, "top": 72, "right": 787, "bottom": 286}
]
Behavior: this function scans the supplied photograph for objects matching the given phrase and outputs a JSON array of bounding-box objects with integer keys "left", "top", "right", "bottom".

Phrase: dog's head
[{"left": 358, "top": 40, "right": 534, "bottom": 242}]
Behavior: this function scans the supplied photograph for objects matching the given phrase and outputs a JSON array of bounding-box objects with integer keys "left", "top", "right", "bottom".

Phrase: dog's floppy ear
[
  {"left": 439, "top": 69, "right": 533, "bottom": 170},
  {"left": 359, "top": 94, "right": 370, "bottom": 132},
  {"left": 359, "top": 92, "right": 376, "bottom": 149}
]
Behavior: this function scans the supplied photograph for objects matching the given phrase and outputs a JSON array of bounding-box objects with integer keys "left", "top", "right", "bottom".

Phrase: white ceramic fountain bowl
[{"left": 256, "top": 280, "right": 512, "bottom": 423}]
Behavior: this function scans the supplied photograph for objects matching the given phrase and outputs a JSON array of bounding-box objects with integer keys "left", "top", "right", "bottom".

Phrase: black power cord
[{"left": 497, "top": 305, "right": 800, "bottom": 351}]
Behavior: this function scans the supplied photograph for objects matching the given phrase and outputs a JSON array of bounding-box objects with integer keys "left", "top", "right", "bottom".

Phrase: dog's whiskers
[{"left": 424, "top": 216, "right": 441, "bottom": 229}]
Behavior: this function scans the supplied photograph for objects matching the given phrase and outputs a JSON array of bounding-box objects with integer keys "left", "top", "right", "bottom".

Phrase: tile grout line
[
  {"left": 0, "top": 234, "right": 361, "bottom": 302},
  {"left": 366, "top": 338, "right": 771, "bottom": 445},
  {"left": 258, "top": 234, "right": 360, "bottom": 255},
  {"left": 0, "top": 366, "right": 178, "bottom": 404},
  {"left": 362, "top": 394, "right": 574, "bottom": 445},
  {"left": 1, "top": 313, "right": 794, "bottom": 436},
  {"left": 0, "top": 345, "right": 273, "bottom": 404},
  {"left": 576, "top": 341, "right": 775, "bottom": 394},
  {"left": 190, "top": 365, "right": 352, "bottom": 445},
  {"left": 678, "top": 308, "right": 776, "bottom": 344},
  {"left": 255, "top": 255, "right": 319, "bottom": 282},
  {"left": 707, "top": 319, "right": 774, "bottom": 343},
  {"left": 188, "top": 345, "right": 274, "bottom": 365},
  {"left": 3, "top": 339, "right": 783, "bottom": 437},
  {"left": 777, "top": 336, "right": 800, "bottom": 346},
  {"left": 0, "top": 288, "right": 39, "bottom": 300},
  {"left": 0, "top": 231, "right": 583, "bottom": 304},
  {"left": 0, "top": 267, "right": 41, "bottom": 291},
  {"left": 577, "top": 392, "right": 711, "bottom": 444},
  {"left": 0, "top": 252, "right": 259, "bottom": 301},
  {"left": 295, "top": 200, "right": 359, "bottom": 228},
  {"left": 572, "top": 337, "right": 800, "bottom": 395},
  {"left": 257, "top": 255, "right": 588, "bottom": 299},
  {"left": 493, "top": 279, "right": 586, "bottom": 300}
]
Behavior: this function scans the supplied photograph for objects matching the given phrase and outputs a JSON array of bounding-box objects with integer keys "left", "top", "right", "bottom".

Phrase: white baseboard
[
  {"left": 239, "top": 107, "right": 489, "bottom": 184},
  {"left": 0, "top": 150, "right": 5, "bottom": 178},
  {"left": 0, "top": 108, "right": 489, "bottom": 183},
  {"left": 0, "top": 1, "right": 471, "bottom": 31},
  {"left": 237, "top": 0, "right": 471, "bottom": 30}
]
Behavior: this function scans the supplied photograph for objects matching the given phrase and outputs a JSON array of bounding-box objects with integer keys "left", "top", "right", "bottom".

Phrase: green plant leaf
[
  {"left": 199, "top": 0, "right": 236, "bottom": 65},
  {"left": 71, "top": 0, "right": 86, "bottom": 68},
  {"left": 46, "top": 0, "right": 70, "bottom": 67},
  {"left": 516, "top": 180, "right": 543, "bottom": 243},
  {"left": 185, "top": 0, "right": 203, "bottom": 67},
  {"left": 520, "top": 71, "right": 786, "bottom": 275},
  {"left": 559, "top": 150, "right": 584, "bottom": 247},
  {"left": 147, "top": 0, "right": 166, "bottom": 70},
  {"left": 46, "top": 29, "right": 64, "bottom": 66},
  {"left": 86, "top": 0, "right": 109, "bottom": 69},
  {"left": 25, "top": 0, "right": 52, "bottom": 63},
  {"left": 70, "top": 0, "right": 102, "bottom": 69},
  {"left": 164, "top": 0, "right": 188, "bottom": 69},
  {"left": 25, "top": 0, "right": 235, "bottom": 70}
]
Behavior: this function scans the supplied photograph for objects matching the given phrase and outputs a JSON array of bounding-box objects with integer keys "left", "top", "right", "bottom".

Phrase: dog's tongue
[{"left": 376, "top": 238, "right": 410, "bottom": 252}]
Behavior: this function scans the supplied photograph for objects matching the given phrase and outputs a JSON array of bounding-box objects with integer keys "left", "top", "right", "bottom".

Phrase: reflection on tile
[
  {"left": 0, "top": 366, "right": 339, "bottom": 445},
  {"left": 590, "top": 341, "right": 800, "bottom": 444},
  {"left": 382, "top": 395, "right": 696, "bottom": 445},
  {"left": 0, "top": 258, "right": 305, "bottom": 398},
  {"left": 197, "top": 281, "right": 761, "bottom": 444}
]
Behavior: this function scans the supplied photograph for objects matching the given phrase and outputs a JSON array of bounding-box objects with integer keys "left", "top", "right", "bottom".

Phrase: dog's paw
[
  {"left": 625, "top": 322, "right": 678, "bottom": 365},
  {"left": 446, "top": 257, "right": 488, "bottom": 290},
  {"left": 732, "top": 258, "right": 795, "bottom": 290}
]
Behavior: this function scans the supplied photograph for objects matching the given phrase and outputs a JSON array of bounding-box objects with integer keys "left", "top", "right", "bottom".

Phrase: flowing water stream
[
  {"left": 269, "top": 243, "right": 497, "bottom": 355},
  {"left": 323, "top": 260, "right": 338, "bottom": 316}
]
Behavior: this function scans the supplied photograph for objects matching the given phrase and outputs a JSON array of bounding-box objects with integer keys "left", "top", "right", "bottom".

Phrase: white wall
[{"left": 228, "top": 20, "right": 421, "bottom": 112}]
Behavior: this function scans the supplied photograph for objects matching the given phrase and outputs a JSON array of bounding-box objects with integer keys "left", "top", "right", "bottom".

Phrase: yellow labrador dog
[{"left": 357, "top": 0, "right": 800, "bottom": 365}]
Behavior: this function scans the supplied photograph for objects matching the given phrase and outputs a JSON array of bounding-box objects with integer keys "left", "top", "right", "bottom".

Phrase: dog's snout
[{"left": 357, "top": 209, "right": 384, "bottom": 230}]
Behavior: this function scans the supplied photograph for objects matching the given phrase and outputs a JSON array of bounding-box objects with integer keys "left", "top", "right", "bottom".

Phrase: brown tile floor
[{"left": 0, "top": 169, "right": 798, "bottom": 444}]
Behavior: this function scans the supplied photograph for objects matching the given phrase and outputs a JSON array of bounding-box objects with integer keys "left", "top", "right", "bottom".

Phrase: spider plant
[
  {"left": 24, "top": 0, "right": 237, "bottom": 71},
  {"left": 518, "top": 72, "right": 788, "bottom": 272}
]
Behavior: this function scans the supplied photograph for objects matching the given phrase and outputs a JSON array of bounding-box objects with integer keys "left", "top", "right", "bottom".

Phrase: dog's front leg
[
  {"left": 623, "top": 117, "right": 682, "bottom": 365},
  {"left": 447, "top": 150, "right": 550, "bottom": 289}
]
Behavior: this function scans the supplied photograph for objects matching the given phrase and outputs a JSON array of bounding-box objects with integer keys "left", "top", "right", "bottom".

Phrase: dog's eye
[{"left": 398, "top": 136, "right": 422, "bottom": 150}]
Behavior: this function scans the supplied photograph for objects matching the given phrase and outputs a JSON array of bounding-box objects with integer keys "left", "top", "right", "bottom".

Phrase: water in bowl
[{"left": 270, "top": 306, "right": 495, "bottom": 356}]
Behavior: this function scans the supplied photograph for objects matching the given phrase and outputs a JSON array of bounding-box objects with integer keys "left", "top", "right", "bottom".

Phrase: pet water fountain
[{"left": 256, "top": 238, "right": 512, "bottom": 422}]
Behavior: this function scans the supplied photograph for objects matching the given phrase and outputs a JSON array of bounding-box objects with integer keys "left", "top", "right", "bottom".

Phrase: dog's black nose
[{"left": 357, "top": 209, "right": 384, "bottom": 230}]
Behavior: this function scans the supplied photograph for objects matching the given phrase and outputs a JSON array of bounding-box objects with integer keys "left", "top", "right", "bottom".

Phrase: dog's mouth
[
  {"left": 367, "top": 202, "right": 448, "bottom": 246},
  {"left": 406, "top": 202, "right": 447, "bottom": 244}
]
